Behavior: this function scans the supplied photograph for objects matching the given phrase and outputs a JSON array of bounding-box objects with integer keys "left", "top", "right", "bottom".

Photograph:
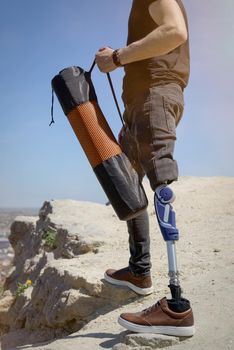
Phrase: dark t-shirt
[{"left": 122, "top": 0, "right": 190, "bottom": 104}]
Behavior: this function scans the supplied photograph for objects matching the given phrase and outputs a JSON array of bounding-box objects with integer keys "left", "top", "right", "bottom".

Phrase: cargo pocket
[{"left": 163, "top": 95, "right": 184, "bottom": 133}]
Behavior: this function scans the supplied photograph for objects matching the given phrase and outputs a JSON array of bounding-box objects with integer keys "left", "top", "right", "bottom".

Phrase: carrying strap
[
  {"left": 106, "top": 72, "right": 124, "bottom": 126},
  {"left": 89, "top": 59, "right": 96, "bottom": 74},
  {"left": 89, "top": 59, "right": 124, "bottom": 127}
]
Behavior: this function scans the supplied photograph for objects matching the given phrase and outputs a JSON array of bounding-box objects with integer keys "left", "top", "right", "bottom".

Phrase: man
[{"left": 95, "top": 0, "right": 194, "bottom": 337}]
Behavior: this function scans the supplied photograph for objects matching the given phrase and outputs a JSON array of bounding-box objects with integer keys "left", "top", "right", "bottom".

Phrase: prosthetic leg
[
  {"left": 154, "top": 185, "right": 190, "bottom": 311},
  {"left": 118, "top": 183, "right": 195, "bottom": 335}
]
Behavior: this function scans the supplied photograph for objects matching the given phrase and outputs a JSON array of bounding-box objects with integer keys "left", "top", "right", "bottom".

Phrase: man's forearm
[{"left": 118, "top": 24, "right": 187, "bottom": 65}]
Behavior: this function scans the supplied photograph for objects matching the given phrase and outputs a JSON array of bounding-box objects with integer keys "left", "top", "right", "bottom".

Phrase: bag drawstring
[{"left": 49, "top": 89, "right": 55, "bottom": 126}]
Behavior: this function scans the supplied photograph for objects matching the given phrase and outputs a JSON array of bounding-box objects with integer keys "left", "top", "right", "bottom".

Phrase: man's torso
[{"left": 122, "top": 0, "right": 190, "bottom": 104}]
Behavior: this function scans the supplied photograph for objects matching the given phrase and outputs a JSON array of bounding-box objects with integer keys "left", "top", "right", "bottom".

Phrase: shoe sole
[
  {"left": 118, "top": 316, "right": 195, "bottom": 337},
  {"left": 104, "top": 272, "right": 154, "bottom": 296}
]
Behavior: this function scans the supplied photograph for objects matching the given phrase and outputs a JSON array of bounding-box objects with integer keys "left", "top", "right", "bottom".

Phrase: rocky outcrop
[
  {"left": 2, "top": 177, "right": 233, "bottom": 350},
  {"left": 0, "top": 199, "right": 139, "bottom": 348},
  {"left": 112, "top": 334, "right": 179, "bottom": 349}
]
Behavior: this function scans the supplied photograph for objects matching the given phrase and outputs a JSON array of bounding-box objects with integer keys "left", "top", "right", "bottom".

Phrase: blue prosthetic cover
[{"left": 154, "top": 185, "right": 179, "bottom": 241}]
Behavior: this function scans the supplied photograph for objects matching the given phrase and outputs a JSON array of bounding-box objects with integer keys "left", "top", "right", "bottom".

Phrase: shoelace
[{"left": 142, "top": 301, "right": 160, "bottom": 315}]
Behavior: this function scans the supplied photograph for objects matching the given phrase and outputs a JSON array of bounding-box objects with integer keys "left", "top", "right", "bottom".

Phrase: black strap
[
  {"left": 89, "top": 59, "right": 124, "bottom": 127},
  {"left": 89, "top": 59, "right": 96, "bottom": 74},
  {"left": 106, "top": 72, "right": 124, "bottom": 127}
]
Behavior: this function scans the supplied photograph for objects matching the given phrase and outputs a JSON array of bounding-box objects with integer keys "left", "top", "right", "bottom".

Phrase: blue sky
[{"left": 0, "top": 0, "right": 234, "bottom": 208}]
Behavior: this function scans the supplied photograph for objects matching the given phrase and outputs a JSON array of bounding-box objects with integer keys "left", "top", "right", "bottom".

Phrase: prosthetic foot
[{"left": 154, "top": 185, "right": 190, "bottom": 312}]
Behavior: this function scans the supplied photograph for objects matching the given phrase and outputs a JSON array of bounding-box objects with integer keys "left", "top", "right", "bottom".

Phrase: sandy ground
[{"left": 2, "top": 177, "right": 234, "bottom": 350}]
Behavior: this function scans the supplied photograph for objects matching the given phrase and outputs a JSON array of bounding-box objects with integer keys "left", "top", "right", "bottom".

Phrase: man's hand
[{"left": 95, "top": 47, "right": 117, "bottom": 73}]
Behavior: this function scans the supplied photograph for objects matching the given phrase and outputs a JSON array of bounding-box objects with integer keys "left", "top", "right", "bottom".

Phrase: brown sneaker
[
  {"left": 104, "top": 267, "right": 153, "bottom": 295},
  {"left": 118, "top": 297, "right": 195, "bottom": 337}
]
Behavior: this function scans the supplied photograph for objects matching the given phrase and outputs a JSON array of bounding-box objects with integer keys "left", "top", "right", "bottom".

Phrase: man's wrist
[{"left": 112, "top": 49, "right": 123, "bottom": 67}]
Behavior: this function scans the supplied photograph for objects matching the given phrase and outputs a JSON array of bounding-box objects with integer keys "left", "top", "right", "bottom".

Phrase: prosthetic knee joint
[{"left": 154, "top": 185, "right": 181, "bottom": 300}]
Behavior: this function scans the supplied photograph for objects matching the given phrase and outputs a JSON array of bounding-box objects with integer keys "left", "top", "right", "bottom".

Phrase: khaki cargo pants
[{"left": 121, "top": 83, "right": 184, "bottom": 191}]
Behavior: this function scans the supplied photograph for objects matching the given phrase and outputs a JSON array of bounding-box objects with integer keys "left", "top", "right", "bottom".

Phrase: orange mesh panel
[{"left": 67, "top": 101, "right": 122, "bottom": 168}]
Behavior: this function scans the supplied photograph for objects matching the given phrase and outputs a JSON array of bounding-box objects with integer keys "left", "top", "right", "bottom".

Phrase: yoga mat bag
[{"left": 51, "top": 66, "right": 148, "bottom": 220}]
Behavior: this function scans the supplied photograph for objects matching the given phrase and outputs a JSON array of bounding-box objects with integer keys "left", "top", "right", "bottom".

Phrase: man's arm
[
  {"left": 96, "top": 0, "right": 188, "bottom": 72},
  {"left": 120, "top": 0, "right": 188, "bottom": 64}
]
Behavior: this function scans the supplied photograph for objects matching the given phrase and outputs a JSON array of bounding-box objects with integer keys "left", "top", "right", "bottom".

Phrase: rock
[
  {"left": 5, "top": 216, "right": 40, "bottom": 291},
  {"left": 125, "top": 333, "right": 180, "bottom": 348},
  {"left": 0, "top": 290, "right": 14, "bottom": 329},
  {"left": 112, "top": 344, "right": 130, "bottom": 350},
  {"left": 1, "top": 328, "right": 68, "bottom": 349},
  {"left": 213, "top": 248, "right": 221, "bottom": 253},
  {"left": 1, "top": 177, "right": 234, "bottom": 349},
  {"left": 0, "top": 199, "right": 137, "bottom": 347}
]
